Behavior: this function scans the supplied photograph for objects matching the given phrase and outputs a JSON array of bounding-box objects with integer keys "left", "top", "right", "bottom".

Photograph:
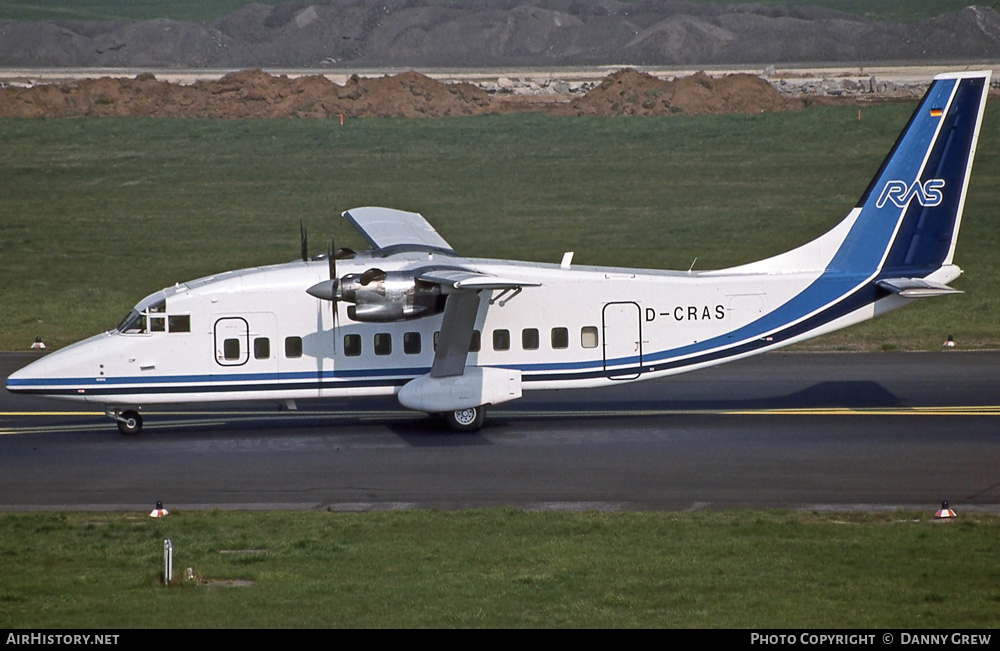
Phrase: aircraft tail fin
[
  {"left": 716, "top": 71, "right": 990, "bottom": 280},
  {"left": 831, "top": 70, "right": 990, "bottom": 277}
]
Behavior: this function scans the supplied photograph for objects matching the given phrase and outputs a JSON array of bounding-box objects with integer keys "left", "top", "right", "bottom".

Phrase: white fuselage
[{"left": 8, "top": 247, "right": 914, "bottom": 408}]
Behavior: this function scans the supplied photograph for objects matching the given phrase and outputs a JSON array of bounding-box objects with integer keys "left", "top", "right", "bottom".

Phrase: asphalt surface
[{"left": 1, "top": 351, "right": 998, "bottom": 513}]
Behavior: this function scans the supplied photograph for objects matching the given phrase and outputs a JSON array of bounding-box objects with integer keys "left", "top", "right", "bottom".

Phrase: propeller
[
  {"left": 300, "top": 219, "right": 308, "bottom": 262},
  {"left": 328, "top": 235, "right": 338, "bottom": 351},
  {"left": 306, "top": 236, "right": 342, "bottom": 344}
]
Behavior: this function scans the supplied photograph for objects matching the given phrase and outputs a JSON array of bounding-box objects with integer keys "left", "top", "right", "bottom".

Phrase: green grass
[
  {"left": 0, "top": 1, "right": 977, "bottom": 23},
  {"left": 2, "top": 105, "right": 998, "bottom": 351},
  {"left": 1, "top": 509, "right": 998, "bottom": 628}
]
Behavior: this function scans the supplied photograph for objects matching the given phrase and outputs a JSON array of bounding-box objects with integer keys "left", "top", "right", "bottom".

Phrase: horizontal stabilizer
[{"left": 877, "top": 278, "right": 963, "bottom": 298}]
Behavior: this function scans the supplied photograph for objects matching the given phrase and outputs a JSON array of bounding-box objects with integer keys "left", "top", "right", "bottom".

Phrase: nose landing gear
[{"left": 106, "top": 409, "right": 143, "bottom": 436}]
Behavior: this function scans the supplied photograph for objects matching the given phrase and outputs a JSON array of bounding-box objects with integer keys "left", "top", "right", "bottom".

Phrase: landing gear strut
[
  {"left": 443, "top": 406, "right": 485, "bottom": 432},
  {"left": 107, "top": 409, "right": 143, "bottom": 436}
]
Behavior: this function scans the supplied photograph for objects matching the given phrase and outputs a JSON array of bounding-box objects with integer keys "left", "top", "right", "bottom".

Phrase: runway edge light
[
  {"left": 935, "top": 501, "right": 956, "bottom": 518},
  {"left": 943, "top": 334, "right": 956, "bottom": 348},
  {"left": 150, "top": 500, "right": 169, "bottom": 518}
]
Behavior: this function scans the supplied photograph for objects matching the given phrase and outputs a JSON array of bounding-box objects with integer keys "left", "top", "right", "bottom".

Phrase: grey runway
[{"left": 1, "top": 351, "right": 998, "bottom": 512}]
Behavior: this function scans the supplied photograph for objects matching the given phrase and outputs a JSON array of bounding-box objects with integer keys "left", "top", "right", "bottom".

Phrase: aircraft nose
[
  {"left": 5, "top": 333, "right": 105, "bottom": 396},
  {"left": 5, "top": 359, "right": 39, "bottom": 393}
]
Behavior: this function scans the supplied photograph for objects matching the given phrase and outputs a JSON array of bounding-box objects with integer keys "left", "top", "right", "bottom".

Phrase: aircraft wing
[
  {"left": 343, "top": 207, "right": 456, "bottom": 256},
  {"left": 343, "top": 206, "right": 540, "bottom": 377},
  {"left": 423, "top": 270, "right": 540, "bottom": 378},
  {"left": 418, "top": 268, "right": 540, "bottom": 291},
  {"left": 431, "top": 290, "right": 483, "bottom": 378},
  {"left": 877, "top": 278, "right": 963, "bottom": 298}
]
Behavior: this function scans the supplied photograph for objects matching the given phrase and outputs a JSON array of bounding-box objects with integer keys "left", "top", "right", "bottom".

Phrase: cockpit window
[
  {"left": 117, "top": 310, "right": 147, "bottom": 334},
  {"left": 117, "top": 297, "right": 178, "bottom": 335}
]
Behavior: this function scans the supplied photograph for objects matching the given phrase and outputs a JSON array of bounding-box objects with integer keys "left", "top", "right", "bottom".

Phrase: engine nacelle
[{"left": 340, "top": 270, "right": 446, "bottom": 322}]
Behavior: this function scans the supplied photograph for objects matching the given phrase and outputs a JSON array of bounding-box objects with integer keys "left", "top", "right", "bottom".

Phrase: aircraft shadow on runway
[
  {"left": 518, "top": 380, "right": 905, "bottom": 414},
  {"left": 2, "top": 380, "right": 905, "bottom": 442}
]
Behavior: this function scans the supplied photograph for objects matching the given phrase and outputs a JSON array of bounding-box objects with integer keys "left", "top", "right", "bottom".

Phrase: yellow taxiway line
[{"left": 1, "top": 405, "right": 999, "bottom": 436}]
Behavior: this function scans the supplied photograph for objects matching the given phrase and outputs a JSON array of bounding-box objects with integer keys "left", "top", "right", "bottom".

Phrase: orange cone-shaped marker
[{"left": 935, "top": 501, "right": 956, "bottom": 518}]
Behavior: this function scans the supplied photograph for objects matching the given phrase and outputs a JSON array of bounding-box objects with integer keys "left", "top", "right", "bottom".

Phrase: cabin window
[
  {"left": 149, "top": 316, "right": 166, "bottom": 333},
  {"left": 551, "top": 327, "right": 569, "bottom": 349},
  {"left": 344, "top": 334, "right": 362, "bottom": 357},
  {"left": 522, "top": 328, "right": 539, "bottom": 350},
  {"left": 254, "top": 337, "right": 270, "bottom": 360},
  {"left": 223, "top": 338, "right": 241, "bottom": 361},
  {"left": 433, "top": 331, "right": 439, "bottom": 351},
  {"left": 581, "top": 326, "right": 599, "bottom": 349},
  {"left": 404, "top": 332, "right": 421, "bottom": 355},
  {"left": 493, "top": 329, "right": 510, "bottom": 351},
  {"left": 285, "top": 336, "right": 303, "bottom": 358},
  {"left": 168, "top": 315, "right": 191, "bottom": 333},
  {"left": 374, "top": 333, "right": 392, "bottom": 356}
]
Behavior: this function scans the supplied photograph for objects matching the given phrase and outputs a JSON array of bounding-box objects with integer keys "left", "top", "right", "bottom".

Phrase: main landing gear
[
  {"left": 443, "top": 406, "right": 485, "bottom": 432},
  {"left": 107, "top": 409, "right": 143, "bottom": 436}
]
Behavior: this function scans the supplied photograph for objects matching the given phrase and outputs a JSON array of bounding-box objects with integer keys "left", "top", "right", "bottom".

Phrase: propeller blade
[
  {"left": 328, "top": 236, "right": 336, "bottom": 283},
  {"left": 300, "top": 220, "right": 308, "bottom": 262},
  {"left": 329, "top": 235, "right": 338, "bottom": 353}
]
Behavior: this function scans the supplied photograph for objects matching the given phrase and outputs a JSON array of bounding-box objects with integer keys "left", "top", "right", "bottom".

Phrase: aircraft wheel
[
  {"left": 444, "top": 406, "right": 485, "bottom": 432},
  {"left": 117, "top": 410, "right": 143, "bottom": 436}
]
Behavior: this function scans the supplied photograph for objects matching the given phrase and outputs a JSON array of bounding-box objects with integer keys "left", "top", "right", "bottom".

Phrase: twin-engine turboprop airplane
[{"left": 6, "top": 71, "right": 991, "bottom": 433}]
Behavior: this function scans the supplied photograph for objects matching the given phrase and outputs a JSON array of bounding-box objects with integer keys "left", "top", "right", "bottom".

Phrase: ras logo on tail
[
  {"left": 876, "top": 179, "right": 946, "bottom": 209},
  {"left": 6, "top": 70, "right": 992, "bottom": 433}
]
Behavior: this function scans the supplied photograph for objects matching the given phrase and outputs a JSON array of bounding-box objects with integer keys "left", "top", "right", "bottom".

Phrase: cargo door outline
[{"left": 602, "top": 301, "right": 642, "bottom": 380}]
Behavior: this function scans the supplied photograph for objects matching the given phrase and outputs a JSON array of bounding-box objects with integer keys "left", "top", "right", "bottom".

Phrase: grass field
[
  {"left": 0, "top": 1, "right": 976, "bottom": 23},
  {"left": 2, "top": 103, "right": 998, "bottom": 630},
  {"left": 1, "top": 509, "right": 998, "bottom": 628},
  {"left": 2, "top": 103, "right": 998, "bottom": 351}
]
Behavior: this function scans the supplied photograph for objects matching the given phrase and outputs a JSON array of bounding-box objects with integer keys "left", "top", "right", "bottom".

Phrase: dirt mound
[
  {"left": 334, "top": 71, "right": 494, "bottom": 118},
  {"left": 0, "top": 69, "right": 808, "bottom": 119},
  {"left": 0, "top": 69, "right": 496, "bottom": 119},
  {"left": 558, "top": 69, "right": 801, "bottom": 116}
]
